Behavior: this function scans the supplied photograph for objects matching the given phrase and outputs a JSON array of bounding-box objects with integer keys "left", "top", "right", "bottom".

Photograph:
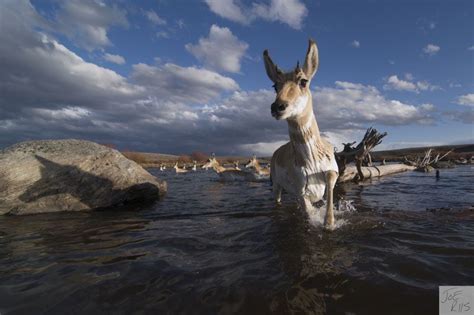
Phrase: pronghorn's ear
[
  {"left": 303, "top": 39, "right": 319, "bottom": 79},
  {"left": 263, "top": 49, "right": 281, "bottom": 83}
]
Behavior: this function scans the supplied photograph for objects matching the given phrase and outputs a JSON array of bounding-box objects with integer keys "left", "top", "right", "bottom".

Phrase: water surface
[{"left": 1, "top": 166, "right": 473, "bottom": 314}]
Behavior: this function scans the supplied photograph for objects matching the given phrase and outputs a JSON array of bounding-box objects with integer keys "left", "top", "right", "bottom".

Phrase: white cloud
[
  {"left": 185, "top": 25, "right": 249, "bottom": 73},
  {"left": 176, "top": 19, "right": 185, "bottom": 29},
  {"left": 144, "top": 10, "right": 166, "bottom": 25},
  {"left": 103, "top": 53, "right": 125, "bottom": 65},
  {"left": 455, "top": 94, "right": 474, "bottom": 107},
  {"left": 33, "top": 106, "right": 91, "bottom": 120},
  {"left": 443, "top": 110, "right": 474, "bottom": 124},
  {"left": 384, "top": 75, "right": 418, "bottom": 92},
  {"left": 377, "top": 141, "right": 442, "bottom": 151},
  {"left": 383, "top": 74, "right": 439, "bottom": 93},
  {"left": 420, "top": 103, "right": 435, "bottom": 111},
  {"left": 238, "top": 140, "right": 288, "bottom": 156},
  {"left": 351, "top": 40, "right": 360, "bottom": 48},
  {"left": 156, "top": 31, "right": 169, "bottom": 39},
  {"left": 252, "top": 0, "right": 308, "bottom": 29},
  {"left": 130, "top": 63, "right": 239, "bottom": 103},
  {"left": 204, "top": 0, "right": 248, "bottom": 24},
  {"left": 315, "top": 81, "right": 435, "bottom": 129},
  {"left": 423, "top": 44, "right": 440, "bottom": 56},
  {"left": 449, "top": 82, "right": 462, "bottom": 88},
  {"left": 54, "top": 0, "right": 129, "bottom": 51},
  {"left": 204, "top": 0, "right": 308, "bottom": 29}
]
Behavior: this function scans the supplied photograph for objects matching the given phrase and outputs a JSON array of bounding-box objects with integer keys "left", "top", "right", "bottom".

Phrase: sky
[{"left": 0, "top": 0, "right": 473, "bottom": 156}]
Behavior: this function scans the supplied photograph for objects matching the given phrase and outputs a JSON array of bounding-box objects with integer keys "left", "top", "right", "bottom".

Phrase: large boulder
[{"left": 0, "top": 139, "right": 167, "bottom": 215}]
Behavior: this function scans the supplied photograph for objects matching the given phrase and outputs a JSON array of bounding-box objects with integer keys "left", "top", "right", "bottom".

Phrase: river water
[{"left": 0, "top": 166, "right": 473, "bottom": 314}]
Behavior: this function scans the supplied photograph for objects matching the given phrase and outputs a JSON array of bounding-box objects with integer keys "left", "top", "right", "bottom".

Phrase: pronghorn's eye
[{"left": 300, "top": 79, "right": 308, "bottom": 88}]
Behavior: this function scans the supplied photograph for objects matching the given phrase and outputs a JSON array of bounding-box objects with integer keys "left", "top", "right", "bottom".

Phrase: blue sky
[{"left": 0, "top": 0, "right": 473, "bottom": 155}]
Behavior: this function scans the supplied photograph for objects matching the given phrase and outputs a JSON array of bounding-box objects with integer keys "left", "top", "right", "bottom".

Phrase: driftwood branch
[
  {"left": 338, "top": 164, "right": 416, "bottom": 182},
  {"left": 404, "top": 148, "right": 454, "bottom": 172},
  {"left": 335, "top": 127, "right": 387, "bottom": 181}
]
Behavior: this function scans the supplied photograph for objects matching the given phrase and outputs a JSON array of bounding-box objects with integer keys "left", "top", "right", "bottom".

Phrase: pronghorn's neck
[{"left": 286, "top": 96, "right": 327, "bottom": 167}]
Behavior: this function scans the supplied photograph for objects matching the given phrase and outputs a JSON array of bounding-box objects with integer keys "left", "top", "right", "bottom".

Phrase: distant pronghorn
[
  {"left": 245, "top": 155, "right": 270, "bottom": 176},
  {"left": 192, "top": 161, "right": 197, "bottom": 171},
  {"left": 233, "top": 161, "right": 241, "bottom": 170},
  {"left": 263, "top": 39, "right": 339, "bottom": 229},
  {"left": 174, "top": 162, "right": 188, "bottom": 174},
  {"left": 202, "top": 157, "right": 259, "bottom": 181}
]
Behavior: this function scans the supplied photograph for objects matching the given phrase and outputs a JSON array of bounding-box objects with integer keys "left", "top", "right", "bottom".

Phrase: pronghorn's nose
[{"left": 271, "top": 102, "right": 288, "bottom": 114}]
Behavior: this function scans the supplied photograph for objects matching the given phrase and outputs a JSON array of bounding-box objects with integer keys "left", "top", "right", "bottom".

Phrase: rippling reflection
[{"left": 0, "top": 166, "right": 473, "bottom": 314}]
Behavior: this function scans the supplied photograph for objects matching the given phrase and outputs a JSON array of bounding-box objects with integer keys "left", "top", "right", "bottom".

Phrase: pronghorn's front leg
[{"left": 324, "top": 170, "right": 338, "bottom": 229}]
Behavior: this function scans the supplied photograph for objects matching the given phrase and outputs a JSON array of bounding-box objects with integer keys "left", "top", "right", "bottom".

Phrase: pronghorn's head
[
  {"left": 202, "top": 157, "right": 218, "bottom": 169},
  {"left": 245, "top": 155, "right": 258, "bottom": 168},
  {"left": 263, "top": 39, "right": 319, "bottom": 121}
]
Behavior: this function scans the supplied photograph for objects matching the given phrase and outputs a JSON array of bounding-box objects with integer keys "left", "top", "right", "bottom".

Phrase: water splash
[
  {"left": 336, "top": 199, "right": 357, "bottom": 213},
  {"left": 307, "top": 199, "right": 357, "bottom": 229}
]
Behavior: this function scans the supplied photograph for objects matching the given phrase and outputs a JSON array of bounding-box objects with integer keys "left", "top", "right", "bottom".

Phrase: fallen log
[{"left": 338, "top": 164, "right": 416, "bottom": 183}]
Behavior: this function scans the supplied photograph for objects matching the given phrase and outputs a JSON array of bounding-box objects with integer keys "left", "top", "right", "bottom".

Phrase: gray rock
[{"left": 0, "top": 139, "right": 167, "bottom": 215}]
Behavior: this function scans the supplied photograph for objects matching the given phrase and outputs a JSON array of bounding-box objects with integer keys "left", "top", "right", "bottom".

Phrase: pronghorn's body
[
  {"left": 263, "top": 39, "right": 339, "bottom": 229},
  {"left": 159, "top": 164, "right": 165, "bottom": 171},
  {"left": 245, "top": 156, "right": 270, "bottom": 176},
  {"left": 174, "top": 162, "right": 188, "bottom": 174},
  {"left": 202, "top": 157, "right": 259, "bottom": 181}
]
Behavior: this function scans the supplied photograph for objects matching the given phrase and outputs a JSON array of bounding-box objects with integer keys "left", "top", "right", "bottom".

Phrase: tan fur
[
  {"left": 174, "top": 162, "right": 188, "bottom": 173},
  {"left": 245, "top": 156, "right": 270, "bottom": 176},
  {"left": 202, "top": 157, "right": 260, "bottom": 181},
  {"left": 264, "top": 39, "right": 339, "bottom": 230}
]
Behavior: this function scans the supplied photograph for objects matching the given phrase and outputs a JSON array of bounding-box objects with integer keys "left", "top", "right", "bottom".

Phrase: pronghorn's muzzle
[{"left": 271, "top": 101, "right": 288, "bottom": 119}]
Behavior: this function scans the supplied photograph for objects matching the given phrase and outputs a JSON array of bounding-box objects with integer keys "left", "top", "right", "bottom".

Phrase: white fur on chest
[
  {"left": 274, "top": 155, "right": 337, "bottom": 201},
  {"left": 273, "top": 135, "right": 339, "bottom": 200}
]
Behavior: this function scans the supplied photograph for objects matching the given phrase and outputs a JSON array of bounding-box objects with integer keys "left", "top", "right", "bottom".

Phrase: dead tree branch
[{"left": 335, "top": 127, "right": 387, "bottom": 181}]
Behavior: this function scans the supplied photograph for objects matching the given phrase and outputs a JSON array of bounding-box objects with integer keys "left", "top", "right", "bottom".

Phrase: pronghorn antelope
[
  {"left": 192, "top": 161, "right": 197, "bottom": 171},
  {"left": 174, "top": 162, "right": 188, "bottom": 174},
  {"left": 202, "top": 157, "right": 259, "bottom": 181},
  {"left": 263, "top": 39, "right": 339, "bottom": 229},
  {"left": 159, "top": 163, "right": 165, "bottom": 171},
  {"left": 233, "top": 161, "right": 241, "bottom": 171},
  {"left": 245, "top": 155, "right": 270, "bottom": 176}
]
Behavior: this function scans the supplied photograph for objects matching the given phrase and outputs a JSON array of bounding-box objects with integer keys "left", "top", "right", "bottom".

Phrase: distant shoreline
[{"left": 122, "top": 143, "right": 473, "bottom": 167}]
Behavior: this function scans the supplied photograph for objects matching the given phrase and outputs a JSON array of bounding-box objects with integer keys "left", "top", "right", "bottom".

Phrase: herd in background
[{"left": 158, "top": 155, "right": 271, "bottom": 181}]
